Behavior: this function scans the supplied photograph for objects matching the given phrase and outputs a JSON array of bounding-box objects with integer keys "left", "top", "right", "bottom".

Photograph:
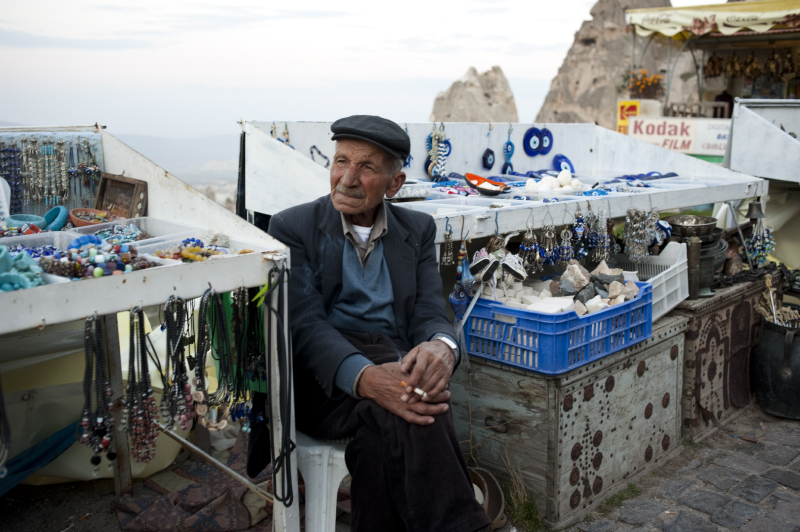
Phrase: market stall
[
  {"left": 236, "top": 119, "right": 788, "bottom": 528},
  {"left": 0, "top": 125, "right": 301, "bottom": 532}
]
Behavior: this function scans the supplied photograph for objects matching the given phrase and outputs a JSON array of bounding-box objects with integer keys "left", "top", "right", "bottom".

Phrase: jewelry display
[
  {"left": 161, "top": 296, "right": 193, "bottom": 431},
  {"left": 1, "top": 133, "right": 105, "bottom": 215},
  {"left": 622, "top": 208, "right": 659, "bottom": 263},
  {"left": 426, "top": 123, "right": 450, "bottom": 181},
  {"left": 38, "top": 238, "right": 159, "bottom": 279},
  {"left": 608, "top": 218, "right": 621, "bottom": 254},
  {"left": 93, "top": 224, "right": 153, "bottom": 245},
  {"left": 403, "top": 124, "right": 413, "bottom": 169},
  {"left": 123, "top": 307, "right": 158, "bottom": 463},
  {"left": 78, "top": 315, "right": 117, "bottom": 473},
  {"left": 585, "top": 204, "right": 599, "bottom": 255}
]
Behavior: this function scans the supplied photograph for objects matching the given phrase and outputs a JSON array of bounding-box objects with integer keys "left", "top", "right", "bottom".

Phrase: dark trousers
[{"left": 294, "top": 331, "right": 490, "bottom": 532}]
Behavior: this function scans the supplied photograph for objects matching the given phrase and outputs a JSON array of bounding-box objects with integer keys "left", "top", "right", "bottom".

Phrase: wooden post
[
  {"left": 688, "top": 237, "right": 701, "bottom": 300},
  {"left": 102, "top": 313, "right": 133, "bottom": 496}
]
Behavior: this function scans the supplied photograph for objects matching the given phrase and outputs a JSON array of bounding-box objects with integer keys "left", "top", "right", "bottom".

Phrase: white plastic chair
[{"left": 295, "top": 431, "right": 350, "bottom": 531}]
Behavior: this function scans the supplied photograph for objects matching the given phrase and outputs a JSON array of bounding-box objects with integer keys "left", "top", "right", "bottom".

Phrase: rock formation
[
  {"left": 430, "top": 66, "right": 518, "bottom": 122},
  {"left": 536, "top": 0, "right": 701, "bottom": 129}
]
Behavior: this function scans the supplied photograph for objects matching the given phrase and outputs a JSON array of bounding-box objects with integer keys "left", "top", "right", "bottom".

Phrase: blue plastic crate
[{"left": 465, "top": 282, "right": 653, "bottom": 375}]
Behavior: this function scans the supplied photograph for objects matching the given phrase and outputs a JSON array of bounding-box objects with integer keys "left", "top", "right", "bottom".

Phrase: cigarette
[{"left": 401, "top": 381, "right": 428, "bottom": 398}]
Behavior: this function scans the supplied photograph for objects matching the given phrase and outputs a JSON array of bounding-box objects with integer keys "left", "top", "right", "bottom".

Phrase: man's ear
[{"left": 384, "top": 171, "right": 406, "bottom": 199}]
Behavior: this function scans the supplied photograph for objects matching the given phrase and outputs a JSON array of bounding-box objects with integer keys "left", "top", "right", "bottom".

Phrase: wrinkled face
[{"left": 330, "top": 139, "right": 404, "bottom": 215}]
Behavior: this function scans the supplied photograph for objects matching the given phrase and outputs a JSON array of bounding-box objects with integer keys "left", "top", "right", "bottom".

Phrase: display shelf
[
  {"left": 0, "top": 251, "right": 284, "bottom": 336},
  {"left": 241, "top": 121, "right": 767, "bottom": 244}
]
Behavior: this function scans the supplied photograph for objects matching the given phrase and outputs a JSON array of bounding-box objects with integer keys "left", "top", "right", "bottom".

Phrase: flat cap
[{"left": 331, "top": 115, "right": 410, "bottom": 160}]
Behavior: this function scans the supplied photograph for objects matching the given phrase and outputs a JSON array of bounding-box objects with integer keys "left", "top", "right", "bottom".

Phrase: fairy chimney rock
[{"left": 430, "top": 66, "right": 519, "bottom": 122}]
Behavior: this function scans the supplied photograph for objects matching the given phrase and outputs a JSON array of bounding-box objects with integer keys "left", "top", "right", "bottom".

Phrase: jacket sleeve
[
  {"left": 268, "top": 211, "right": 362, "bottom": 398},
  {"left": 407, "top": 216, "right": 459, "bottom": 366}
]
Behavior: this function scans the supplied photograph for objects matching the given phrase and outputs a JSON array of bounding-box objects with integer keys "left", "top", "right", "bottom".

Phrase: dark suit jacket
[{"left": 267, "top": 195, "right": 456, "bottom": 398}]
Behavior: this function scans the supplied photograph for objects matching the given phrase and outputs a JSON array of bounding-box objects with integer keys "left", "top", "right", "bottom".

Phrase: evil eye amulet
[{"left": 523, "top": 128, "right": 541, "bottom": 156}]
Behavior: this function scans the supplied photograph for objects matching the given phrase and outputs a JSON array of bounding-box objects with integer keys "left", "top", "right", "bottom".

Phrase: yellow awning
[{"left": 626, "top": 0, "right": 800, "bottom": 38}]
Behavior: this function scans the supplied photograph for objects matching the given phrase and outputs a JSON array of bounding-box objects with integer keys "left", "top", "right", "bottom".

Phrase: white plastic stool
[{"left": 296, "top": 431, "right": 350, "bottom": 532}]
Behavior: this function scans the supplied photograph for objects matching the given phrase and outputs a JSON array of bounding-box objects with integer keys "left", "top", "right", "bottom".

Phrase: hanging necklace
[
  {"left": 124, "top": 307, "right": 158, "bottom": 463},
  {"left": 56, "top": 140, "right": 69, "bottom": 205},
  {"left": 78, "top": 316, "right": 117, "bottom": 474},
  {"left": 595, "top": 209, "right": 610, "bottom": 262}
]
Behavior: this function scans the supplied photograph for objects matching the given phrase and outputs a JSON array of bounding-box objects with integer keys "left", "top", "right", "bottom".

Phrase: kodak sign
[{"left": 627, "top": 117, "right": 730, "bottom": 156}]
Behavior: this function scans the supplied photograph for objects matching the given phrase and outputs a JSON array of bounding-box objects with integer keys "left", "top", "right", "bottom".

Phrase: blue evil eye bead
[
  {"left": 502, "top": 162, "right": 514, "bottom": 175},
  {"left": 443, "top": 139, "right": 452, "bottom": 156},
  {"left": 552, "top": 154, "right": 574, "bottom": 173},
  {"left": 522, "top": 128, "right": 541, "bottom": 156},
  {"left": 540, "top": 128, "right": 553, "bottom": 155},
  {"left": 482, "top": 148, "right": 495, "bottom": 170}
]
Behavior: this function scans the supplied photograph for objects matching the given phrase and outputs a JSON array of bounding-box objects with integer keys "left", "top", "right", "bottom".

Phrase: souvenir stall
[
  {"left": 239, "top": 119, "right": 781, "bottom": 528},
  {"left": 625, "top": 0, "right": 800, "bottom": 111},
  {"left": 0, "top": 125, "right": 301, "bottom": 532}
]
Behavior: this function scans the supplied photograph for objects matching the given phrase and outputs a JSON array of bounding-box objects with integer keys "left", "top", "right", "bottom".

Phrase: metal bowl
[{"left": 665, "top": 215, "right": 718, "bottom": 237}]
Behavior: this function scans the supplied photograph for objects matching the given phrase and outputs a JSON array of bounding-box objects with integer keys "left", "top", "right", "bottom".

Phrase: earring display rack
[{"left": 240, "top": 121, "right": 767, "bottom": 246}]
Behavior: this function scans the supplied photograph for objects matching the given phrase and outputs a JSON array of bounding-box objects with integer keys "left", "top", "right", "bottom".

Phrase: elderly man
[{"left": 256, "top": 115, "right": 491, "bottom": 532}]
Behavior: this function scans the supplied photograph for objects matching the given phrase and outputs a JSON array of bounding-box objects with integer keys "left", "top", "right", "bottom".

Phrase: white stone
[
  {"left": 527, "top": 301, "right": 564, "bottom": 314},
  {"left": 562, "top": 263, "right": 592, "bottom": 291},
  {"left": 514, "top": 289, "right": 526, "bottom": 299},
  {"left": 574, "top": 300, "right": 588, "bottom": 316},
  {"left": 608, "top": 281, "right": 624, "bottom": 299},
  {"left": 585, "top": 295, "right": 609, "bottom": 314},
  {"left": 508, "top": 297, "right": 522, "bottom": 304},
  {"left": 591, "top": 260, "right": 610, "bottom": 276},
  {"left": 482, "top": 285, "right": 494, "bottom": 296},
  {"left": 521, "top": 295, "right": 539, "bottom": 305},
  {"left": 624, "top": 281, "right": 640, "bottom": 300},
  {"left": 561, "top": 185, "right": 574, "bottom": 191},
  {"left": 570, "top": 179, "right": 584, "bottom": 191},
  {"left": 557, "top": 169, "right": 572, "bottom": 187},
  {"left": 538, "top": 289, "right": 553, "bottom": 299},
  {"left": 538, "top": 182, "right": 552, "bottom": 191},
  {"left": 610, "top": 295, "right": 626, "bottom": 306},
  {"left": 523, "top": 287, "right": 535, "bottom": 296},
  {"left": 531, "top": 280, "right": 551, "bottom": 293},
  {"left": 430, "top": 66, "right": 518, "bottom": 123},
  {"left": 506, "top": 301, "right": 529, "bottom": 309}
]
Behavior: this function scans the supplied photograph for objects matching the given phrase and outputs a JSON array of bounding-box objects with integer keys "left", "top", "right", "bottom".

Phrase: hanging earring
[
  {"left": 595, "top": 209, "right": 610, "bottom": 262},
  {"left": 585, "top": 203, "right": 599, "bottom": 254},
  {"left": 558, "top": 229, "right": 574, "bottom": 265},
  {"left": 521, "top": 227, "right": 542, "bottom": 274},
  {"left": 541, "top": 225, "right": 558, "bottom": 266},
  {"left": 571, "top": 205, "right": 588, "bottom": 261},
  {"left": 442, "top": 218, "right": 454, "bottom": 266}
]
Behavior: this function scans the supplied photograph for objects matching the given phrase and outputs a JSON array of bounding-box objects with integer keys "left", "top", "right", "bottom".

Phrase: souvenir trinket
[{"left": 123, "top": 307, "right": 158, "bottom": 463}]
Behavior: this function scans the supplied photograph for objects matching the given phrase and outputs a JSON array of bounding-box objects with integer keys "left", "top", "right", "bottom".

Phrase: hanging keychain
[
  {"left": 403, "top": 124, "right": 413, "bottom": 168},
  {"left": 442, "top": 217, "right": 454, "bottom": 266},
  {"left": 502, "top": 124, "right": 515, "bottom": 175},
  {"left": 483, "top": 123, "right": 495, "bottom": 170}
]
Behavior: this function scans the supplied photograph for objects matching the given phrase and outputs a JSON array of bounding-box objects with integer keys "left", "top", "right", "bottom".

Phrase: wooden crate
[
  {"left": 671, "top": 273, "right": 781, "bottom": 441},
  {"left": 451, "top": 315, "right": 688, "bottom": 529}
]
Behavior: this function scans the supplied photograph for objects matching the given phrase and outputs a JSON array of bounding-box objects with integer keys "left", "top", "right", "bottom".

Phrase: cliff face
[
  {"left": 536, "top": 0, "right": 700, "bottom": 129},
  {"left": 430, "top": 66, "right": 519, "bottom": 122}
]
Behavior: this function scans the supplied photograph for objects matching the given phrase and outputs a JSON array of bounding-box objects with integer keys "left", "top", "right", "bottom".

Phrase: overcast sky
[{"left": 1, "top": 0, "right": 725, "bottom": 137}]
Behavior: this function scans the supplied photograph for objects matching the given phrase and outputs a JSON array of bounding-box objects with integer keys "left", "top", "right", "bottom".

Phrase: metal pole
[
  {"left": 637, "top": 34, "right": 656, "bottom": 70},
  {"left": 155, "top": 423, "right": 274, "bottom": 503},
  {"left": 663, "top": 36, "right": 693, "bottom": 115},
  {"left": 631, "top": 31, "right": 636, "bottom": 73}
]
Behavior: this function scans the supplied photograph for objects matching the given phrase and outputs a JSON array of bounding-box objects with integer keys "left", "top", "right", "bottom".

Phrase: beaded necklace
[
  {"left": 1, "top": 139, "right": 23, "bottom": 214},
  {"left": 78, "top": 316, "right": 117, "bottom": 474},
  {"left": 162, "top": 296, "right": 193, "bottom": 430},
  {"left": 25, "top": 138, "right": 40, "bottom": 204},
  {"left": 192, "top": 289, "right": 213, "bottom": 421},
  {"left": 123, "top": 307, "right": 158, "bottom": 462},
  {"left": 56, "top": 140, "right": 69, "bottom": 205}
]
